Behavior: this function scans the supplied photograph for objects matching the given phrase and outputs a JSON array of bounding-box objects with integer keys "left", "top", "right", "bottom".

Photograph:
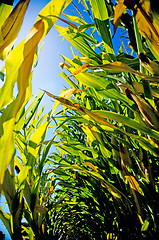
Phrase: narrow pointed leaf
[
  {"left": 114, "top": 0, "right": 126, "bottom": 35},
  {"left": 89, "top": 61, "right": 159, "bottom": 82},
  {"left": 53, "top": 88, "right": 82, "bottom": 115}
]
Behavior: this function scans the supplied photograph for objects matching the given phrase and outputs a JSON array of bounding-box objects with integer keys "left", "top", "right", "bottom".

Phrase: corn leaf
[
  {"left": 89, "top": 0, "right": 115, "bottom": 61},
  {"left": 135, "top": 4, "right": 159, "bottom": 61},
  {"left": 53, "top": 88, "right": 83, "bottom": 115},
  {"left": 27, "top": 121, "right": 49, "bottom": 167},
  {"left": 37, "top": 0, "right": 72, "bottom": 33},
  {"left": 0, "top": 206, "right": 12, "bottom": 236},
  {"left": 0, "top": 0, "right": 30, "bottom": 60},
  {"left": 55, "top": 25, "right": 102, "bottom": 64},
  {"left": 89, "top": 61, "right": 159, "bottom": 82},
  {"left": 0, "top": 2, "right": 13, "bottom": 29},
  {"left": 114, "top": 0, "right": 126, "bottom": 35},
  {"left": 0, "top": 0, "right": 71, "bottom": 192}
]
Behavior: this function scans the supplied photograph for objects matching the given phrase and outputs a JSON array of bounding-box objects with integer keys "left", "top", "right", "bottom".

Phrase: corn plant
[
  {"left": 1, "top": 0, "right": 159, "bottom": 239},
  {"left": 44, "top": 0, "right": 159, "bottom": 239},
  {"left": 2, "top": 92, "right": 51, "bottom": 239},
  {"left": 0, "top": 0, "right": 72, "bottom": 239}
]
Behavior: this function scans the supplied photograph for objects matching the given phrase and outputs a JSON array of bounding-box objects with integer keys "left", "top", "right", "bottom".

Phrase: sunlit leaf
[
  {"left": 0, "top": 0, "right": 30, "bottom": 60},
  {"left": 0, "top": 205, "right": 12, "bottom": 236},
  {"left": 18, "top": 166, "right": 31, "bottom": 188},
  {"left": 114, "top": 0, "right": 126, "bottom": 35},
  {"left": 89, "top": 61, "right": 159, "bottom": 82},
  {"left": 0, "top": 0, "right": 71, "bottom": 192},
  {"left": 68, "top": 63, "right": 89, "bottom": 77},
  {"left": 84, "top": 162, "right": 98, "bottom": 172},
  {"left": 141, "top": 219, "right": 149, "bottom": 232},
  {"left": 89, "top": 0, "right": 115, "bottom": 61},
  {"left": 27, "top": 120, "right": 49, "bottom": 167},
  {"left": 0, "top": 2, "right": 13, "bottom": 29},
  {"left": 53, "top": 88, "right": 83, "bottom": 115},
  {"left": 55, "top": 25, "right": 102, "bottom": 64}
]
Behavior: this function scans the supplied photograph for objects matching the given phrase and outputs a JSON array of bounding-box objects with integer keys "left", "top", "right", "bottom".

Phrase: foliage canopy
[{"left": 1, "top": 0, "right": 159, "bottom": 239}]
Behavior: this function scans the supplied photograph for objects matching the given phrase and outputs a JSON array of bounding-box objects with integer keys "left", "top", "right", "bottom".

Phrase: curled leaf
[
  {"left": 68, "top": 63, "right": 89, "bottom": 77},
  {"left": 0, "top": 0, "right": 30, "bottom": 60},
  {"left": 53, "top": 88, "right": 83, "bottom": 115},
  {"left": 44, "top": 90, "right": 75, "bottom": 109}
]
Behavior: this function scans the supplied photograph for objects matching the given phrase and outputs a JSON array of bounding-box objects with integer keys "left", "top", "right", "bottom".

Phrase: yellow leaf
[
  {"left": 101, "top": 180, "right": 121, "bottom": 199},
  {"left": 125, "top": 176, "right": 141, "bottom": 194},
  {"left": 72, "top": 173, "right": 76, "bottom": 180},
  {"left": 133, "top": 81, "right": 159, "bottom": 98},
  {"left": 0, "top": 3, "right": 13, "bottom": 29},
  {"left": 49, "top": 186, "right": 54, "bottom": 194},
  {"left": 119, "top": 142, "right": 133, "bottom": 169},
  {"left": 129, "top": 92, "right": 159, "bottom": 129},
  {"left": 37, "top": 0, "right": 72, "bottom": 35},
  {"left": 139, "top": 53, "right": 159, "bottom": 75},
  {"left": 53, "top": 88, "right": 82, "bottom": 115},
  {"left": 0, "top": 29, "right": 3, "bottom": 47},
  {"left": 0, "top": 19, "right": 45, "bottom": 192},
  {"left": 70, "top": 165, "right": 82, "bottom": 170},
  {"left": 84, "top": 162, "right": 98, "bottom": 172},
  {"left": 80, "top": 124, "right": 96, "bottom": 145},
  {"left": 120, "top": 0, "right": 159, "bottom": 60},
  {"left": 44, "top": 90, "right": 75, "bottom": 109},
  {"left": 78, "top": 57, "right": 93, "bottom": 63},
  {"left": 84, "top": 108, "right": 112, "bottom": 126},
  {"left": 135, "top": 4, "right": 159, "bottom": 58},
  {"left": 68, "top": 63, "right": 89, "bottom": 77},
  {"left": 113, "top": 0, "right": 126, "bottom": 35},
  {"left": 0, "top": 0, "right": 30, "bottom": 60}
]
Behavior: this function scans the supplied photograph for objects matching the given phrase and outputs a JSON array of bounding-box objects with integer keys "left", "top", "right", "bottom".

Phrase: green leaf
[
  {"left": 0, "top": 71, "right": 5, "bottom": 81},
  {"left": 141, "top": 219, "right": 149, "bottom": 232},
  {"left": 18, "top": 166, "right": 31, "bottom": 188},
  {"left": 23, "top": 92, "right": 44, "bottom": 128},
  {"left": 38, "top": 138, "right": 55, "bottom": 175},
  {"left": 89, "top": 0, "right": 115, "bottom": 62},
  {"left": 0, "top": 205, "right": 12, "bottom": 236},
  {"left": 91, "top": 110, "right": 159, "bottom": 141},
  {"left": 27, "top": 120, "right": 49, "bottom": 167},
  {"left": 62, "top": 13, "right": 87, "bottom": 25},
  {"left": 55, "top": 25, "right": 102, "bottom": 64}
]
